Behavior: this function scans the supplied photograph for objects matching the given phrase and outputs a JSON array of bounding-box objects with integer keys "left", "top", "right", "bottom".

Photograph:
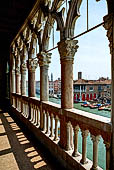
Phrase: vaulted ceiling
[{"left": 0, "top": 0, "right": 37, "bottom": 56}]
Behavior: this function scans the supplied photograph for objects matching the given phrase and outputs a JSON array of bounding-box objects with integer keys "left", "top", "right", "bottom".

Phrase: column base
[
  {"left": 80, "top": 159, "right": 88, "bottom": 164},
  {"left": 72, "top": 152, "right": 80, "bottom": 157},
  {"left": 90, "top": 166, "right": 98, "bottom": 170}
]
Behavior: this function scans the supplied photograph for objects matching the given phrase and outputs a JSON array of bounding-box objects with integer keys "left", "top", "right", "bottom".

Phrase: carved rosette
[
  {"left": 37, "top": 52, "right": 51, "bottom": 67},
  {"left": 28, "top": 59, "right": 38, "bottom": 72},
  {"left": 58, "top": 40, "right": 79, "bottom": 63},
  {"left": 103, "top": 13, "right": 113, "bottom": 55}
]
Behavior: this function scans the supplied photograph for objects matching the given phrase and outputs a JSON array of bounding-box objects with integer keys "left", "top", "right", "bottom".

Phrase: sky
[{"left": 35, "top": 0, "right": 111, "bottom": 81}]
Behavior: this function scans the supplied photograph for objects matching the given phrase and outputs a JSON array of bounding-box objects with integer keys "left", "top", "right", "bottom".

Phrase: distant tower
[
  {"left": 78, "top": 72, "right": 82, "bottom": 80},
  {"left": 51, "top": 73, "right": 53, "bottom": 82}
]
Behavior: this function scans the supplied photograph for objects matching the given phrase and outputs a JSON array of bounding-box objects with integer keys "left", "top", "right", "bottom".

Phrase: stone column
[
  {"left": 16, "top": 66, "right": 20, "bottom": 94},
  {"left": 21, "top": 63, "right": 27, "bottom": 95},
  {"left": 11, "top": 56, "right": 16, "bottom": 93},
  {"left": 58, "top": 40, "right": 78, "bottom": 149},
  {"left": 91, "top": 135, "right": 101, "bottom": 170},
  {"left": 58, "top": 40, "right": 78, "bottom": 109},
  {"left": 80, "top": 130, "right": 89, "bottom": 164},
  {"left": 104, "top": 13, "right": 114, "bottom": 169},
  {"left": 38, "top": 52, "right": 51, "bottom": 101},
  {"left": 12, "top": 69, "right": 16, "bottom": 93},
  {"left": 38, "top": 52, "right": 51, "bottom": 130},
  {"left": 28, "top": 59, "right": 37, "bottom": 97}
]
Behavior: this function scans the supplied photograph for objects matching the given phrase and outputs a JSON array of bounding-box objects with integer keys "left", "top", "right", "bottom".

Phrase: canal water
[{"left": 37, "top": 94, "right": 111, "bottom": 169}]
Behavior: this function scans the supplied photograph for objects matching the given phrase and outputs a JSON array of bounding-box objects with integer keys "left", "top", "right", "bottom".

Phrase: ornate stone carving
[
  {"left": 38, "top": 52, "right": 51, "bottom": 67},
  {"left": 81, "top": 129, "right": 89, "bottom": 138},
  {"left": 91, "top": 135, "right": 101, "bottom": 144},
  {"left": 58, "top": 40, "right": 79, "bottom": 63},
  {"left": 28, "top": 59, "right": 38, "bottom": 72},
  {"left": 21, "top": 62, "right": 27, "bottom": 72},
  {"left": 103, "top": 13, "right": 113, "bottom": 55},
  {"left": 104, "top": 141, "right": 111, "bottom": 149}
]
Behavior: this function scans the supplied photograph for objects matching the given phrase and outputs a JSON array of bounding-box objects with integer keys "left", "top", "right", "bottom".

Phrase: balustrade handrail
[
  {"left": 11, "top": 92, "right": 112, "bottom": 169},
  {"left": 12, "top": 93, "right": 111, "bottom": 135}
]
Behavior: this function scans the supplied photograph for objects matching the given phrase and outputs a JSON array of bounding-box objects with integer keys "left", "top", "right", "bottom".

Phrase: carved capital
[
  {"left": 104, "top": 141, "right": 111, "bottom": 149},
  {"left": 16, "top": 67, "right": 20, "bottom": 75},
  {"left": 74, "top": 125, "right": 79, "bottom": 134},
  {"left": 103, "top": 13, "right": 114, "bottom": 55},
  {"left": 21, "top": 63, "right": 27, "bottom": 72},
  {"left": 38, "top": 52, "right": 51, "bottom": 67},
  {"left": 28, "top": 59, "right": 38, "bottom": 72},
  {"left": 58, "top": 40, "right": 79, "bottom": 63},
  {"left": 81, "top": 130, "right": 89, "bottom": 138},
  {"left": 91, "top": 135, "right": 101, "bottom": 144}
]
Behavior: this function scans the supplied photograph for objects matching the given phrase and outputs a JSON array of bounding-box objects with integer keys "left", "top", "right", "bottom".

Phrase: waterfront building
[
  {"left": 0, "top": 0, "right": 114, "bottom": 170},
  {"left": 53, "top": 78, "right": 61, "bottom": 95},
  {"left": 74, "top": 72, "right": 111, "bottom": 102}
]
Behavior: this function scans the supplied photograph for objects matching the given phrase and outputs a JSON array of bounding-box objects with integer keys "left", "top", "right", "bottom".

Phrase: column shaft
[
  {"left": 40, "top": 66, "right": 49, "bottom": 101},
  {"left": 16, "top": 73, "right": 20, "bottom": 93}
]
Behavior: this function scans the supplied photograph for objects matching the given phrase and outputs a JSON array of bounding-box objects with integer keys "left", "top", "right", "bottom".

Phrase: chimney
[{"left": 78, "top": 72, "right": 82, "bottom": 80}]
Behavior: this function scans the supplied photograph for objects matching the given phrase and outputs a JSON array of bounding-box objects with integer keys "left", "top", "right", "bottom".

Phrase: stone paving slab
[{"left": 0, "top": 109, "right": 65, "bottom": 170}]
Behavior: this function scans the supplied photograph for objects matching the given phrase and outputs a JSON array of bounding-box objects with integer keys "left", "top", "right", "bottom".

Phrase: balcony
[{"left": 10, "top": 93, "right": 111, "bottom": 170}]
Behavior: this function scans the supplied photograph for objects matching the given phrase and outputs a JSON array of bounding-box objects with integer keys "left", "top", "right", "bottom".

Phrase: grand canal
[{"left": 36, "top": 95, "right": 111, "bottom": 169}]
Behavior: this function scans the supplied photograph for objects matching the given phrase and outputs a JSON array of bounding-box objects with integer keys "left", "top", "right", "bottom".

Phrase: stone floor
[{"left": 0, "top": 109, "right": 66, "bottom": 170}]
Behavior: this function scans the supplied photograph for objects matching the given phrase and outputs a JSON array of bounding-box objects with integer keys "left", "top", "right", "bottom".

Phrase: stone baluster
[
  {"left": 58, "top": 40, "right": 78, "bottom": 149},
  {"left": 73, "top": 125, "right": 79, "bottom": 157},
  {"left": 32, "top": 104, "right": 35, "bottom": 123},
  {"left": 46, "top": 112, "right": 50, "bottom": 134},
  {"left": 80, "top": 130, "right": 89, "bottom": 164},
  {"left": 26, "top": 102, "right": 29, "bottom": 118},
  {"left": 70, "top": 124, "right": 74, "bottom": 149},
  {"left": 34, "top": 105, "right": 37, "bottom": 125},
  {"left": 54, "top": 115, "right": 59, "bottom": 141},
  {"left": 50, "top": 113, "right": 54, "bottom": 137},
  {"left": 104, "top": 141, "right": 111, "bottom": 170},
  {"left": 37, "top": 106, "right": 40, "bottom": 126},
  {"left": 38, "top": 52, "right": 51, "bottom": 130},
  {"left": 34, "top": 105, "right": 36, "bottom": 123},
  {"left": 91, "top": 135, "right": 101, "bottom": 170},
  {"left": 25, "top": 102, "right": 27, "bottom": 117},
  {"left": 24, "top": 101, "right": 26, "bottom": 117},
  {"left": 30, "top": 104, "right": 33, "bottom": 122},
  {"left": 66, "top": 122, "right": 72, "bottom": 151},
  {"left": 43, "top": 110, "right": 46, "bottom": 132}
]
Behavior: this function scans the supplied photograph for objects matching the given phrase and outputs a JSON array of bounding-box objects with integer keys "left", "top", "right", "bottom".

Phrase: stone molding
[
  {"left": 58, "top": 40, "right": 79, "bottom": 63},
  {"left": 103, "top": 13, "right": 114, "bottom": 55},
  {"left": 38, "top": 52, "right": 51, "bottom": 67},
  {"left": 28, "top": 59, "right": 38, "bottom": 72}
]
